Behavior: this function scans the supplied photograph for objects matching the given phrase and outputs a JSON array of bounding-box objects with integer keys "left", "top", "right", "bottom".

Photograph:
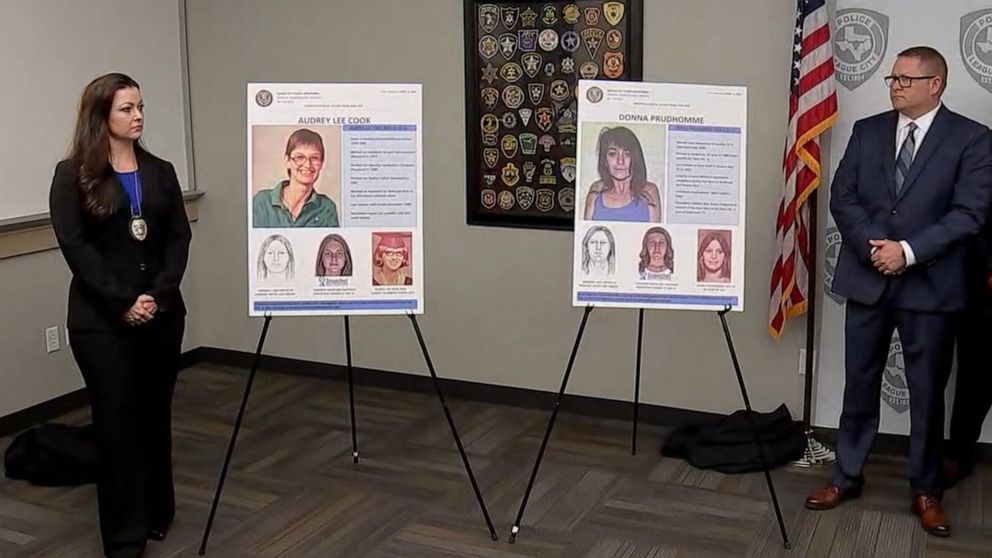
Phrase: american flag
[{"left": 768, "top": 0, "right": 838, "bottom": 338}]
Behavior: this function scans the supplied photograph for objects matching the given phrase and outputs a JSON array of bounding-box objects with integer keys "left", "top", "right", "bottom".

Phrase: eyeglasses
[
  {"left": 289, "top": 154, "right": 323, "bottom": 166},
  {"left": 883, "top": 75, "right": 937, "bottom": 88}
]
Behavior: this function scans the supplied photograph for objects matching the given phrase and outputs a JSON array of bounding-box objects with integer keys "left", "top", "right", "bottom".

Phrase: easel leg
[
  {"left": 509, "top": 305, "right": 594, "bottom": 543},
  {"left": 345, "top": 316, "right": 359, "bottom": 463},
  {"left": 198, "top": 314, "right": 272, "bottom": 555},
  {"left": 632, "top": 308, "right": 644, "bottom": 456},
  {"left": 407, "top": 314, "right": 499, "bottom": 541},
  {"left": 717, "top": 307, "right": 791, "bottom": 549}
]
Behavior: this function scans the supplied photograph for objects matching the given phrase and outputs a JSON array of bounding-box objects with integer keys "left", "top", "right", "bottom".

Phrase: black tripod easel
[
  {"left": 197, "top": 313, "right": 498, "bottom": 555},
  {"left": 507, "top": 305, "right": 791, "bottom": 549}
]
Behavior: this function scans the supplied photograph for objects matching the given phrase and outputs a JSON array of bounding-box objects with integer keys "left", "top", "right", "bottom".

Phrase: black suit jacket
[
  {"left": 829, "top": 106, "right": 992, "bottom": 312},
  {"left": 49, "top": 149, "right": 192, "bottom": 332}
]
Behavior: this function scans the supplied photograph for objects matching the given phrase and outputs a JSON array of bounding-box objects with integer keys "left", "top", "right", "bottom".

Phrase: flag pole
[{"left": 793, "top": 187, "right": 835, "bottom": 467}]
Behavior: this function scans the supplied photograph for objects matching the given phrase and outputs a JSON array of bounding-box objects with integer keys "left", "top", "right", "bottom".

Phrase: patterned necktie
[{"left": 894, "top": 122, "right": 918, "bottom": 194}]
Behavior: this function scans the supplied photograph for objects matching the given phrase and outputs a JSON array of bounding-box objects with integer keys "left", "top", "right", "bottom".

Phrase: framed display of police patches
[{"left": 465, "top": 1, "right": 643, "bottom": 229}]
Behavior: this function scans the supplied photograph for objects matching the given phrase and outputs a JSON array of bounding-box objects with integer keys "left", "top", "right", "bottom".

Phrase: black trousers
[
  {"left": 833, "top": 297, "right": 954, "bottom": 497},
  {"left": 70, "top": 313, "right": 184, "bottom": 557},
  {"left": 947, "top": 308, "right": 992, "bottom": 469}
]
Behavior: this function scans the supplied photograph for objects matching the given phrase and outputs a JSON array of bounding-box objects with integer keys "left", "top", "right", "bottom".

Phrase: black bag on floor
[
  {"left": 4, "top": 423, "right": 98, "bottom": 486},
  {"left": 661, "top": 404, "right": 804, "bottom": 473}
]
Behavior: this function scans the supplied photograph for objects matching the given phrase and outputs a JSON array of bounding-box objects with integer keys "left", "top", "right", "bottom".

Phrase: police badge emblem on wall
[{"left": 465, "top": 0, "right": 643, "bottom": 229}]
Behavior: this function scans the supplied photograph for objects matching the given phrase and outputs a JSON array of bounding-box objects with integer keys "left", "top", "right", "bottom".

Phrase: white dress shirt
[{"left": 895, "top": 102, "right": 942, "bottom": 267}]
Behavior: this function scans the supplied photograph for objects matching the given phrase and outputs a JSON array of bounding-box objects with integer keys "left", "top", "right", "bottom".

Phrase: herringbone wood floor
[{"left": 2, "top": 363, "right": 992, "bottom": 557}]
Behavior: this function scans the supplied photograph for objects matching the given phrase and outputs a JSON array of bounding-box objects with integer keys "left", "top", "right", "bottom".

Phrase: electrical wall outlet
[{"left": 46, "top": 326, "right": 61, "bottom": 353}]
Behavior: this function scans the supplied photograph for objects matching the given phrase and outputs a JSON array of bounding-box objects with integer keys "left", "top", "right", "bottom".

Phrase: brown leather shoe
[
  {"left": 805, "top": 484, "right": 861, "bottom": 510},
  {"left": 912, "top": 494, "right": 950, "bottom": 537}
]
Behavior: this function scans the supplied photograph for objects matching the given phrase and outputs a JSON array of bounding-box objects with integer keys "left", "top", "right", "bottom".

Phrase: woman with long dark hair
[
  {"left": 583, "top": 126, "right": 661, "bottom": 222},
  {"left": 49, "top": 73, "right": 191, "bottom": 558}
]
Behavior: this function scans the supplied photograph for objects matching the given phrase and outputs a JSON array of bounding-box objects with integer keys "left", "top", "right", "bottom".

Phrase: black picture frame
[{"left": 464, "top": 0, "right": 644, "bottom": 230}]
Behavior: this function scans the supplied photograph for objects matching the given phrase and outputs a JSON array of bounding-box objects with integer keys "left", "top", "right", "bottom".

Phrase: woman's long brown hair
[{"left": 68, "top": 73, "right": 140, "bottom": 218}]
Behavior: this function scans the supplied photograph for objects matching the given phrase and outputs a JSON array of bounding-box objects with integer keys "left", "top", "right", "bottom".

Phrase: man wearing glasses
[
  {"left": 805, "top": 47, "right": 992, "bottom": 537},
  {"left": 253, "top": 128, "right": 340, "bottom": 227}
]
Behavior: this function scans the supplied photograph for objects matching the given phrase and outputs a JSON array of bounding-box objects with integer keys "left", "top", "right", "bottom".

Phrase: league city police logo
[
  {"left": 823, "top": 226, "right": 846, "bottom": 305},
  {"left": 255, "top": 89, "right": 273, "bottom": 107},
  {"left": 961, "top": 10, "right": 992, "bottom": 95},
  {"left": 833, "top": 8, "right": 888, "bottom": 91},
  {"left": 882, "top": 334, "right": 909, "bottom": 414}
]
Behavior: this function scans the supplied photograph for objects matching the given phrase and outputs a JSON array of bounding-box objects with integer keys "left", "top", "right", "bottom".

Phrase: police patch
[
  {"left": 498, "top": 33, "right": 518, "bottom": 59},
  {"left": 536, "top": 189, "right": 556, "bottom": 212},
  {"left": 518, "top": 108, "right": 533, "bottom": 127},
  {"left": 501, "top": 162, "right": 520, "bottom": 187},
  {"left": 560, "top": 157, "right": 576, "bottom": 183},
  {"left": 603, "top": 52, "right": 624, "bottom": 78},
  {"left": 538, "top": 134, "right": 556, "bottom": 152},
  {"left": 482, "top": 134, "right": 497, "bottom": 146},
  {"left": 521, "top": 7, "right": 538, "bottom": 27},
  {"left": 481, "top": 62, "right": 498, "bottom": 84},
  {"left": 535, "top": 107, "right": 554, "bottom": 132},
  {"left": 502, "top": 85, "right": 525, "bottom": 109},
  {"left": 518, "top": 29, "right": 539, "bottom": 52},
  {"left": 584, "top": 6, "right": 600, "bottom": 26},
  {"left": 961, "top": 10, "right": 992, "bottom": 95},
  {"left": 539, "top": 29, "right": 559, "bottom": 52},
  {"left": 560, "top": 135, "right": 576, "bottom": 148},
  {"left": 519, "top": 132, "right": 537, "bottom": 155},
  {"left": 481, "top": 188, "right": 497, "bottom": 209},
  {"left": 501, "top": 135, "right": 519, "bottom": 158},
  {"left": 542, "top": 5, "right": 558, "bottom": 25},
  {"left": 603, "top": 2, "right": 624, "bottom": 26},
  {"left": 522, "top": 53, "right": 542, "bottom": 78},
  {"left": 579, "top": 62, "right": 599, "bottom": 79},
  {"left": 558, "top": 187, "right": 575, "bottom": 212},
  {"left": 522, "top": 161, "right": 537, "bottom": 183},
  {"left": 481, "top": 87, "right": 499, "bottom": 110},
  {"left": 516, "top": 186, "right": 536, "bottom": 210},
  {"left": 833, "top": 8, "right": 888, "bottom": 91},
  {"left": 561, "top": 56, "right": 576, "bottom": 75},
  {"left": 481, "top": 113, "right": 499, "bottom": 135},
  {"left": 556, "top": 104, "right": 576, "bottom": 133},
  {"left": 483, "top": 148, "right": 499, "bottom": 169},
  {"left": 484, "top": 174, "right": 496, "bottom": 186},
  {"left": 550, "top": 79, "right": 570, "bottom": 102},
  {"left": 581, "top": 28, "right": 605, "bottom": 58},
  {"left": 561, "top": 31, "right": 581, "bottom": 52},
  {"left": 498, "top": 189, "right": 516, "bottom": 210},
  {"left": 501, "top": 111, "right": 518, "bottom": 128},
  {"left": 606, "top": 29, "right": 623, "bottom": 50},
  {"left": 563, "top": 4, "right": 581, "bottom": 25},
  {"left": 479, "top": 5, "right": 499, "bottom": 33},
  {"left": 544, "top": 62, "right": 556, "bottom": 77},
  {"left": 529, "top": 83, "right": 546, "bottom": 104},
  {"left": 501, "top": 6, "right": 519, "bottom": 30},
  {"left": 479, "top": 35, "right": 498, "bottom": 59},
  {"left": 500, "top": 62, "right": 523, "bottom": 83}
]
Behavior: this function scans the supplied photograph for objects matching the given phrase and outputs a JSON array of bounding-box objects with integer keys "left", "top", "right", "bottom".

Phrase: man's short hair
[{"left": 898, "top": 46, "right": 948, "bottom": 93}]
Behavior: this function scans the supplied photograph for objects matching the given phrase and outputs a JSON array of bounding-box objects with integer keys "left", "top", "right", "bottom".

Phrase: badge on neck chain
[
  {"left": 130, "top": 217, "right": 148, "bottom": 241},
  {"left": 126, "top": 170, "right": 147, "bottom": 241}
]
